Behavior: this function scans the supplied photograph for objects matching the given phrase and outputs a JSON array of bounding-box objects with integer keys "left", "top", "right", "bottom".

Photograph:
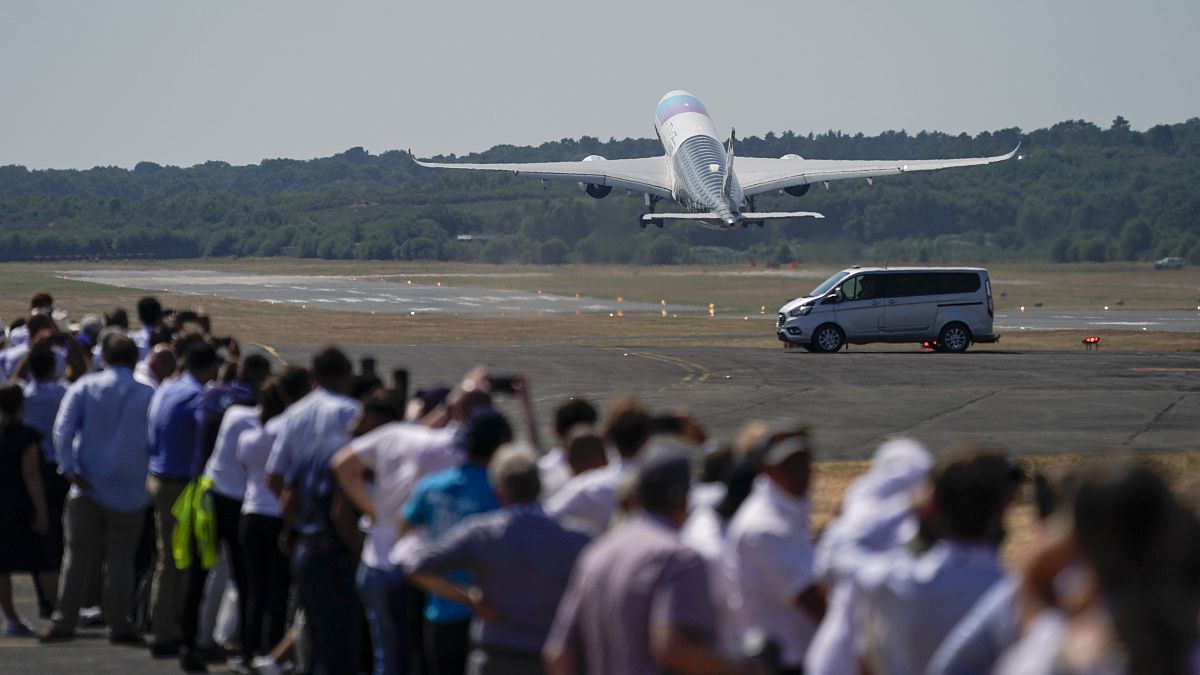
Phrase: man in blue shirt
[
  {"left": 39, "top": 336, "right": 154, "bottom": 643},
  {"left": 265, "top": 346, "right": 361, "bottom": 675},
  {"left": 403, "top": 410, "right": 512, "bottom": 675},
  {"left": 409, "top": 446, "right": 590, "bottom": 675},
  {"left": 145, "top": 343, "right": 220, "bottom": 664}
]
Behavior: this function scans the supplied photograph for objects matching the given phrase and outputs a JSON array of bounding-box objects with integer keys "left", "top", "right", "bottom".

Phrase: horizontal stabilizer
[{"left": 641, "top": 211, "right": 824, "bottom": 222}]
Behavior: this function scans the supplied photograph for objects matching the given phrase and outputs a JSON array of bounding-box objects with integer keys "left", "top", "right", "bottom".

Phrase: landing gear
[{"left": 640, "top": 194, "right": 663, "bottom": 229}]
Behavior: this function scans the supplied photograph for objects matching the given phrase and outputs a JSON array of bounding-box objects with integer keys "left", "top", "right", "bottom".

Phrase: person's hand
[
  {"left": 458, "top": 367, "right": 490, "bottom": 394},
  {"left": 226, "top": 337, "right": 241, "bottom": 361},
  {"left": 31, "top": 327, "right": 55, "bottom": 346},
  {"left": 32, "top": 510, "right": 49, "bottom": 535},
  {"left": 676, "top": 411, "right": 708, "bottom": 445},
  {"left": 512, "top": 375, "right": 531, "bottom": 403},
  {"left": 467, "top": 587, "right": 499, "bottom": 623}
]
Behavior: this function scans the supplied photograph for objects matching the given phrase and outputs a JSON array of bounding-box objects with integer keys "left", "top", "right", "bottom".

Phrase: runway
[
  {"left": 63, "top": 269, "right": 1200, "bottom": 331},
  {"left": 270, "top": 344, "right": 1200, "bottom": 458},
  {"left": 61, "top": 269, "right": 692, "bottom": 315}
]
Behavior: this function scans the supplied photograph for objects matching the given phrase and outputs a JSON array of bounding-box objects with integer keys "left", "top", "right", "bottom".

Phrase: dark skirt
[{"left": 0, "top": 502, "right": 54, "bottom": 572}]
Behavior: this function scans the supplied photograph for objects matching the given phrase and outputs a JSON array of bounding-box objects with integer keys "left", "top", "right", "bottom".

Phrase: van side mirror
[{"left": 823, "top": 290, "right": 841, "bottom": 305}]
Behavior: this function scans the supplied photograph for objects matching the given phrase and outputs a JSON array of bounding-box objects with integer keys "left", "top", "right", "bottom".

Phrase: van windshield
[{"left": 807, "top": 271, "right": 850, "bottom": 298}]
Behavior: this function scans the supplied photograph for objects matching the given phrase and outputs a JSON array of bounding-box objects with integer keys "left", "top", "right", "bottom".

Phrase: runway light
[
  {"left": 617, "top": 310, "right": 624, "bottom": 317},
  {"left": 609, "top": 313, "right": 614, "bottom": 317},
  {"left": 1104, "top": 305, "right": 1109, "bottom": 311},
  {"left": 537, "top": 289, "right": 542, "bottom": 295},
  {"left": 437, "top": 281, "right": 442, "bottom": 287},
  {"left": 661, "top": 299, "right": 667, "bottom": 305},
  {"left": 616, "top": 296, "right": 623, "bottom": 303},
  {"left": 760, "top": 305, "right": 766, "bottom": 314},
  {"left": 1020, "top": 306, "right": 1025, "bottom": 312},
  {"left": 1142, "top": 327, "right": 1148, "bottom": 331},
  {"left": 406, "top": 280, "right": 412, "bottom": 285},
  {"left": 744, "top": 316, "right": 749, "bottom": 320},
  {"left": 1083, "top": 336, "right": 1101, "bottom": 351},
  {"left": 709, "top": 303, "right": 715, "bottom": 318},
  {"left": 575, "top": 293, "right": 581, "bottom": 299},
  {"left": 662, "top": 309, "right": 667, "bottom": 318}
]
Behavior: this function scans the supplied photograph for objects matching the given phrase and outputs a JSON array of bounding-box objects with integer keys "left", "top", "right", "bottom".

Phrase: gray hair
[{"left": 488, "top": 443, "right": 541, "bottom": 504}]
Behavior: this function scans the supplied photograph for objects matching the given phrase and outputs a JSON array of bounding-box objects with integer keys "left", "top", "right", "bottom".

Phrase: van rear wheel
[
  {"left": 812, "top": 324, "right": 845, "bottom": 353},
  {"left": 938, "top": 322, "right": 972, "bottom": 353}
]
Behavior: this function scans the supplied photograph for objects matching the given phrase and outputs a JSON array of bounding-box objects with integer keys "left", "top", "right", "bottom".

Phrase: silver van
[{"left": 777, "top": 267, "right": 999, "bottom": 352}]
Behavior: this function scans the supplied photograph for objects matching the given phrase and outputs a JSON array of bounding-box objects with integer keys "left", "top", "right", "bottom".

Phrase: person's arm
[
  {"left": 796, "top": 584, "right": 827, "bottom": 625},
  {"left": 407, "top": 521, "right": 496, "bottom": 619},
  {"left": 512, "top": 375, "right": 543, "bottom": 454},
  {"left": 330, "top": 444, "right": 376, "bottom": 521},
  {"left": 20, "top": 442, "right": 49, "bottom": 534},
  {"left": 409, "top": 574, "right": 498, "bottom": 622},
  {"left": 52, "top": 383, "right": 89, "bottom": 490}
]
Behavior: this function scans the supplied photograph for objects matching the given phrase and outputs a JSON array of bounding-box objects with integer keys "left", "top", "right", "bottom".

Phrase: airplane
[{"left": 414, "top": 90, "right": 1019, "bottom": 230}]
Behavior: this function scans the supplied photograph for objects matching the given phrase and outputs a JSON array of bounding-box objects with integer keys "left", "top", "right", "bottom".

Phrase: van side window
[
  {"left": 844, "top": 274, "right": 884, "bottom": 301},
  {"left": 940, "top": 273, "right": 982, "bottom": 294},
  {"left": 888, "top": 273, "right": 939, "bottom": 298}
]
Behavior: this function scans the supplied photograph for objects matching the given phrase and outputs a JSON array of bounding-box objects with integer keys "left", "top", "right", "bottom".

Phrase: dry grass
[{"left": 811, "top": 451, "right": 1200, "bottom": 565}]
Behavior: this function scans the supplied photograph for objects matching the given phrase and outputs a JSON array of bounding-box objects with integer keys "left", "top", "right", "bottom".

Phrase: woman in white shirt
[{"left": 237, "top": 369, "right": 310, "bottom": 662}]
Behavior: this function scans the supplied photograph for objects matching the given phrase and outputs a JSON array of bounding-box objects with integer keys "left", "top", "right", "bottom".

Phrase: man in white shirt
[
  {"left": 723, "top": 432, "right": 823, "bottom": 674},
  {"left": 544, "top": 396, "right": 650, "bottom": 536},
  {"left": 851, "top": 450, "right": 1024, "bottom": 675},
  {"left": 536, "top": 398, "right": 597, "bottom": 498},
  {"left": 331, "top": 370, "right": 495, "bottom": 675}
]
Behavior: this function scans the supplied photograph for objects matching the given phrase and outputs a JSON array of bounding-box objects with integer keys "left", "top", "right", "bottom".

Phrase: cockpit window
[
  {"left": 807, "top": 271, "right": 850, "bottom": 298},
  {"left": 655, "top": 95, "right": 709, "bottom": 125}
]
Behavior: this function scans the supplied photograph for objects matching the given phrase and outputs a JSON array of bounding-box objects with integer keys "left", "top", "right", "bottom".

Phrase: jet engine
[
  {"left": 779, "top": 154, "right": 810, "bottom": 197},
  {"left": 577, "top": 155, "right": 612, "bottom": 198}
]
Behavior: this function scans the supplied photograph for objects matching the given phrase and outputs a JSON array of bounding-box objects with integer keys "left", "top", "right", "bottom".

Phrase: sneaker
[
  {"left": 149, "top": 640, "right": 181, "bottom": 658},
  {"left": 225, "top": 655, "right": 253, "bottom": 675},
  {"left": 251, "top": 656, "right": 283, "bottom": 675},
  {"left": 4, "top": 619, "right": 35, "bottom": 637},
  {"left": 179, "top": 646, "right": 209, "bottom": 673},
  {"left": 77, "top": 606, "right": 105, "bottom": 627}
]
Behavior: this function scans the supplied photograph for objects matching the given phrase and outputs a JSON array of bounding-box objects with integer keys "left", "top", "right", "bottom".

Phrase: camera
[{"left": 487, "top": 375, "right": 521, "bottom": 394}]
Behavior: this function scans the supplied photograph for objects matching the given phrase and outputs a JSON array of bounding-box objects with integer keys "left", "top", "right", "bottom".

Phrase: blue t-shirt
[{"left": 403, "top": 463, "right": 500, "bottom": 623}]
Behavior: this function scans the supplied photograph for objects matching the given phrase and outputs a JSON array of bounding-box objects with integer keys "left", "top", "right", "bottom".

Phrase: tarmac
[{"left": 270, "top": 343, "right": 1200, "bottom": 456}]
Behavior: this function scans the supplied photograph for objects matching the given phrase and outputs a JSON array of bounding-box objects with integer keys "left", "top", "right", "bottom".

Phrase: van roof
[{"left": 841, "top": 266, "right": 988, "bottom": 274}]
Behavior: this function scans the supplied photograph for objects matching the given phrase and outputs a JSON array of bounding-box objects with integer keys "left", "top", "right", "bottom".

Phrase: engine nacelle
[
  {"left": 578, "top": 155, "right": 612, "bottom": 199},
  {"left": 779, "top": 155, "right": 810, "bottom": 197}
]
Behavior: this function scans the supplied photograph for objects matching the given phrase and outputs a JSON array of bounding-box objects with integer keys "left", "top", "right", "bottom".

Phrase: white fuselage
[{"left": 652, "top": 90, "right": 744, "bottom": 226}]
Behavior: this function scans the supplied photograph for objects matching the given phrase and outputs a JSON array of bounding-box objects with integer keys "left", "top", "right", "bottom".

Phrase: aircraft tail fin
[{"left": 722, "top": 128, "right": 736, "bottom": 201}]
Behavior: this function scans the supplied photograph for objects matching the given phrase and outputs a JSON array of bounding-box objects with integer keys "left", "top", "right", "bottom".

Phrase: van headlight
[{"left": 788, "top": 304, "right": 813, "bottom": 317}]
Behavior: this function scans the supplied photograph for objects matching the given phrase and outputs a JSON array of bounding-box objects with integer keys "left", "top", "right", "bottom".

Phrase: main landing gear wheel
[
  {"left": 938, "top": 322, "right": 972, "bottom": 353},
  {"left": 811, "top": 324, "right": 845, "bottom": 353}
]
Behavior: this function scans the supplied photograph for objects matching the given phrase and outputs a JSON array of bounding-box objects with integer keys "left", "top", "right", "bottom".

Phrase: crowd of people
[{"left": 1, "top": 289, "right": 1199, "bottom": 675}]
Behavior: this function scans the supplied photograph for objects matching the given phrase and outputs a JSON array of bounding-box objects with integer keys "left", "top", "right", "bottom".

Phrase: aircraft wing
[
  {"left": 736, "top": 145, "right": 1019, "bottom": 196},
  {"left": 414, "top": 156, "right": 674, "bottom": 199}
]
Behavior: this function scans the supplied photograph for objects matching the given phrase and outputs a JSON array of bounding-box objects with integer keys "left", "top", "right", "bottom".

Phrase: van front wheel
[
  {"left": 812, "top": 324, "right": 845, "bottom": 353},
  {"left": 938, "top": 322, "right": 972, "bottom": 353}
]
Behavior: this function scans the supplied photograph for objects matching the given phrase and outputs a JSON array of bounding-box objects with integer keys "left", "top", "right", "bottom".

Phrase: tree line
[{"left": 1, "top": 115, "right": 1198, "bottom": 265}]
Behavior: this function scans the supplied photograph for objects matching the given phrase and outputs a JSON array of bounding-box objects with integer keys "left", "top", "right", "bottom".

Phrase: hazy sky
[{"left": 2, "top": 1, "right": 1197, "bottom": 170}]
